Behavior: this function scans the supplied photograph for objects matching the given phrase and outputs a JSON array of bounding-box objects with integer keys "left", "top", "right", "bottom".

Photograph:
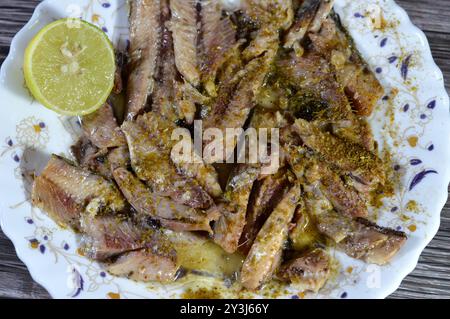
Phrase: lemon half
[{"left": 24, "top": 18, "right": 116, "bottom": 116}]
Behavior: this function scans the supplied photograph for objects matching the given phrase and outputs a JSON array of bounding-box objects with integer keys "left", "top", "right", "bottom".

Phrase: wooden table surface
[{"left": 0, "top": 0, "right": 449, "bottom": 299}]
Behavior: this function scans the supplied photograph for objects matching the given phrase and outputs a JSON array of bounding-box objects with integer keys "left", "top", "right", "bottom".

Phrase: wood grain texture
[{"left": 0, "top": 0, "right": 449, "bottom": 299}]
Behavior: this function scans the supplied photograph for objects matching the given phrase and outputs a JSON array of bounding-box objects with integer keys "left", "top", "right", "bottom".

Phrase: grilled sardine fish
[
  {"left": 126, "top": 0, "right": 161, "bottom": 119},
  {"left": 31, "top": 155, "right": 126, "bottom": 230},
  {"left": 213, "top": 164, "right": 261, "bottom": 254},
  {"left": 278, "top": 248, "right": 331, "bottom": 292},
  {"left": 309, "top": 15, "right": 384, "bottom": 116},
  {"left": 316, "top": 211, "right": 407, "bottom": 265},
  {"left": 122, "top": 119, "right": 214, "bottom": 209},
  {"left": 113, "top": 167, "right": 219, "bottom": 233},
  {"left": 138, "top": 112, "right": 222, "bottom": 198},
  {"left": 293, "top": 118, "right": 385, "bottom": 188},
  {"left": 241, "top": 184, "right": 301, "bottom": 290},
  {"left": 81, "top": 103, "right": 126, "bottom": 149},
  {"left": 107, "top": 248, "right": 179, "bottom": 283},
  {"left": 169, "top": 0, "right": 200, "bottom": 86}
]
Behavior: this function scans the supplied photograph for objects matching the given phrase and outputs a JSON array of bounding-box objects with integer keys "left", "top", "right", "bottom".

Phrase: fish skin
[
  {"left": 309, "top": 16, "right": 384, "bottom": 116},
  {"left": 107, "top": 248, "right": 179, "bottom": 283},
  {"left": 113, "top": 167, "right": 219, "bottom": 233},
  {"left": 278, "top": 248, "right": 331, "bottom": 293},
  {"left": 203, "top": 48, "right": 278, "bottom": 162},
  {"left": 316, "top": 211, "right": 407, "bottom": 265},
  {"left": 126, "top": 0, "right": 161, "bottom": 120},
  {"left": 213, "top": 164, "right": 261, "bottom": 253},
  {"left": 239, "top": 168, "right": 291, "bottom": 254},
  {"left": 169, "top": 0, "right": 201, "bottom": 86},
  {"left": 122, "top": 119, "right": 214, "bottom": 209},
  {"left": 293, "top": 118, "right": 385, "bottom": 188},
  {"left": 151, "top": 0, "right": 182, "bottom": 122},
  {"left": 80, "top": 213, "right": 147, "bottom": 261},
  {"left": 199, "top": 0, "right": 239, "bottom": 96},
  {"left": 31, "top": 155, "right": 126, "bottom": 231},
  {"left": 81, "top": 103, "right": 126, "bottom": 149},
  {"left": 241, "top": 184, "right": 301, "bottom": 290}
]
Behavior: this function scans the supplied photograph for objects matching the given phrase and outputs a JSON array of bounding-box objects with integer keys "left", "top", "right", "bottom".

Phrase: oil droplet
[{"left": 408, "top": 224, "right": 417, "bottom": 232}]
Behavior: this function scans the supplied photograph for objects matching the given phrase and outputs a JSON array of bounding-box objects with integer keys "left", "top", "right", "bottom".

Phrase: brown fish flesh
[
  {"left": 113, "top": 167, "right": 219, "bottom": 233},
  {"left": 31, "top": 155, "right": 126, "bottom": 230},
  {"left": 278, "top": 248, "right": 331, "bottom": 292},
  {"left": 107, "top": 248, "right": 179, "bottom": 283},
  {"left": 126, "top": 0, "right": 161, "bottom": 119},
  {"left": 122, "top": 119, "right": 214, "bottom": 209},
  {"left": 241, "top": 184, "right": 301, "bottom": 290},
  {"left": 169, "top": 0, "right": 201, "bottom": 86},
  {"left": 81, "top": 103, "right": 126, "bottom": 149}
]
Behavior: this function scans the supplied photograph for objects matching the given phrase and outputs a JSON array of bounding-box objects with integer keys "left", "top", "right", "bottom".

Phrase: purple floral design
[
  {"left": 409, "top": 170, "right": 438, "bottom": 191},
  {"left": 401, "top": 55, "right": 412, "bottom": 80}
]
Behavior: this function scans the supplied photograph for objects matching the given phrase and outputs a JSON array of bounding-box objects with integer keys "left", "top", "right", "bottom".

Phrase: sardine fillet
[
  {"left": 241, "top": 184, "right": 301, "bottom": 290},
  {"left": 170, "top": 0, "right": 200, "bottom": 86},
  {"left": 127, "top": 0, "right": 161, "bottom": 119},
  {"left": 31, "top": 155, "right": 126, "bottom": 231}
]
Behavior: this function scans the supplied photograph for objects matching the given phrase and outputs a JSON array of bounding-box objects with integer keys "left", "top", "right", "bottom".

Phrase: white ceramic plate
[{"left": 0, "top": 0, "right": 449, "bottom": 299}]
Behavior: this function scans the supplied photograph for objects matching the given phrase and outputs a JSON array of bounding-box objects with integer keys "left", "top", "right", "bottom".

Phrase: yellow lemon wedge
[{"left": 24, "top": 18, "right": 116, "bottom": 116}]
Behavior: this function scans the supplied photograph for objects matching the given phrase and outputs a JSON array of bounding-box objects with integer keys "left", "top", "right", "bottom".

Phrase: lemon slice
[{"left": 24, "top": 18, "right": 116, "bottom": 116}]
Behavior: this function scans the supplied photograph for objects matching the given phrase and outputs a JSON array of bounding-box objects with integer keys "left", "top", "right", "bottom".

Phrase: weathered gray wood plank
[{"left": 0, "top": 0, "right": 449, "bottom": 299}]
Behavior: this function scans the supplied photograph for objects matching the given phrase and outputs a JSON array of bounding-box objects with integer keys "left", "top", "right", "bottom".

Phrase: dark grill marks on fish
[
  {"left": 31, "top": 155, "right": 126, "bottom": 231},
  {"left": 126, "top": 0, "right": 161, "bottom": 120}
]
